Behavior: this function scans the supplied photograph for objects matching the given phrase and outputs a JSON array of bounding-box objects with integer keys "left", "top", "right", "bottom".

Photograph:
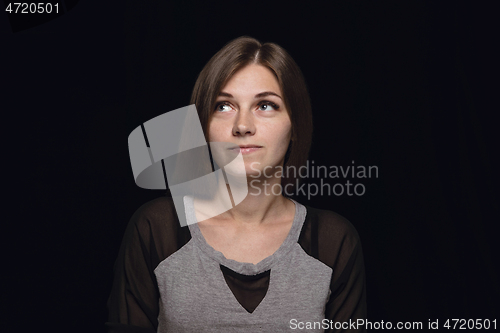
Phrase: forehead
[{"left": 221, "top": 64, "right": 281, "bottom": 95}]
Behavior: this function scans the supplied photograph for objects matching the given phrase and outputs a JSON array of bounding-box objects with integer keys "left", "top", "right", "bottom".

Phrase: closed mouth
[{"left": 228, "top": 145, "right": 263, "bottom": 150}]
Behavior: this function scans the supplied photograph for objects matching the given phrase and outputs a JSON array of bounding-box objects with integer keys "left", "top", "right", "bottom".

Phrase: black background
[{"left": 2, "top": 0, "right": 498, "bottom": 332}]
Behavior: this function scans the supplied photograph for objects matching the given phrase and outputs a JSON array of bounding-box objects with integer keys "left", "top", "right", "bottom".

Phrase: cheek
[
  {"left": 207, "top": 120, "right": 222, "bottom": 142},
  {"left": 268, "top": 123, "right": 292, "bottom": 150},
  {"left": 280, "top": 122, "right": 293, "bottom": 142}
]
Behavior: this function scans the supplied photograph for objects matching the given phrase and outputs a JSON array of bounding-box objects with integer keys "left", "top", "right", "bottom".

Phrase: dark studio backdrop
[{"left": 2, "top": 0, "right": 498, "bottom": 332}]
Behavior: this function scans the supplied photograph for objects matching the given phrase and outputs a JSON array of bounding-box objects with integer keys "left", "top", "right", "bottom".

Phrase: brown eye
[
  {"left": 258, "top": 101, "right": 279, "bottom": 111},
  {"left": 215, "top": 103, "right": 232, "bottom": 112}
]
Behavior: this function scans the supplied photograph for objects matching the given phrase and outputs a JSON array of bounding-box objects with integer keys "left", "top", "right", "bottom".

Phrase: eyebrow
[{"left": 218, "top": 91, "right": 283, "bottom": 100}]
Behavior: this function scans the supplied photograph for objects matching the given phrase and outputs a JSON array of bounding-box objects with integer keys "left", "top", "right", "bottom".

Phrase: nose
[{"left": 232, "top": 108, "right": 255, "bottom": 137}]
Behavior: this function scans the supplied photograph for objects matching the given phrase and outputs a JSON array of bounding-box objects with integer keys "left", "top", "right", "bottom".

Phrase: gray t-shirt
[{"left": 106, "top": 195, "right": 366, "bottom": 332}]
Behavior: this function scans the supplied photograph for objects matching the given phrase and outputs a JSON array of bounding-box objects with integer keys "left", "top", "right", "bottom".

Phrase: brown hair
[{"left": 190, "top": 36, "right": 313, "bottom": 189}]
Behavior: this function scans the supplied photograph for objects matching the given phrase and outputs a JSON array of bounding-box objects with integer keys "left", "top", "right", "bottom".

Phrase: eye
[
  {"left": 258, "top": 101, "right": 279, "bottom": 111},
  {"left": 214, "top": 102, "right": 233, "bottom": 112}
]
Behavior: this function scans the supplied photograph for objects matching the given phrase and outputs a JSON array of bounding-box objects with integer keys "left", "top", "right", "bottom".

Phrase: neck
[
  {"left": 191, "top": 171, "right": 293, "bottom": 226},
  {"left": 223, "top": 174, "right": 291, "bottom": 225}
]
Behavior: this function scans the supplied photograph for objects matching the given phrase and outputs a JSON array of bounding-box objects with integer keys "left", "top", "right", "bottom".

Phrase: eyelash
[
  {"left": 214, "top": 100, "right": 280, "bottom": 112},
  {"left": 259, "top": 101, "right": 280, "bottom": 111}
]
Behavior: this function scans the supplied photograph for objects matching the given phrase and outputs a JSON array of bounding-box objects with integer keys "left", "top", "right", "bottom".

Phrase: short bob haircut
[{"left": 190, "top": 36, "right": 313, "bottom": 190}]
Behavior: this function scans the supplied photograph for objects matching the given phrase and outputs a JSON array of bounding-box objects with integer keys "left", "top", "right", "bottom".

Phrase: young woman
[{"left": 106, "top": 36, "right": 367, "bottom": 332}]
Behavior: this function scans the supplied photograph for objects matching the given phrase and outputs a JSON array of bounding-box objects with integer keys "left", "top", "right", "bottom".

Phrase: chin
[
  {"left": 245, "top": 165, "right": 262, "bottom": 179},
  {"left": 243, "top": 161, "right": 263, "bottom": 175}
]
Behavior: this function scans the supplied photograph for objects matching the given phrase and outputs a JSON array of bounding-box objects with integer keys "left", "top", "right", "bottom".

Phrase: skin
[{"left": 197, "top": 63, "right": 297, "bottom": 265}]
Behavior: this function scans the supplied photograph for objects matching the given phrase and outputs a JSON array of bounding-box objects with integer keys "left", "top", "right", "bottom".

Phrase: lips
[
  {"left": 238, "top": 145, "right": 262, "bottom": 148},
  {"left": 227, "top": 144, "right": 263, "bottom": 154},
  {"left": 228, "top": 144, "right": 263, "bottom": 150}
]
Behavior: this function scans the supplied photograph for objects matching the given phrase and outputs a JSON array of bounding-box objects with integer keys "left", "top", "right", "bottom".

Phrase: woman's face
[{"left": 208, "top": 64, "right": 292, "bottom": 178}]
